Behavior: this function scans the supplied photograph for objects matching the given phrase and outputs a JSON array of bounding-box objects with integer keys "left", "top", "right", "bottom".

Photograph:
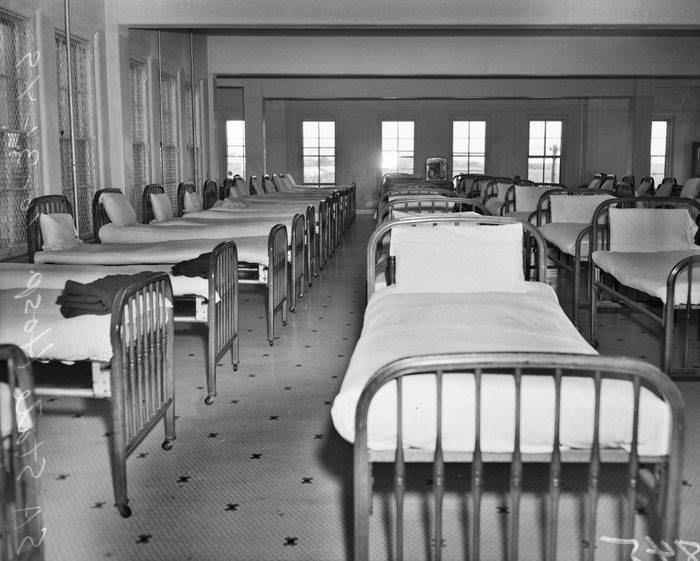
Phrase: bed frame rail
[
  {"left": 305, "top": 205, "right": 317, "bottom": 283},
  {"left": 353, "top": 352, "right": 684, "bottom": 561},
  {"left": 110, "top": 272, "right": 175, "bottom": 517},
  {"left": 0, "top": 344, "right": 45, "bottom": 560}
]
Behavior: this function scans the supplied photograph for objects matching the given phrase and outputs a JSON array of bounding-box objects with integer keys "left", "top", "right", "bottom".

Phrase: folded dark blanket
[
  {"left": 57, "top": 271, "right": 160, "bottom": 318},
  {"left": 171, "top": 252, "right": 211, "bottom": 278}
]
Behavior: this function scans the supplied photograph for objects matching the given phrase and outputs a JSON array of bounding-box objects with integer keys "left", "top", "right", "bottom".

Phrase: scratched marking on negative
[{"left": 601, "top": 536, "right": 700, "bottom": 560}]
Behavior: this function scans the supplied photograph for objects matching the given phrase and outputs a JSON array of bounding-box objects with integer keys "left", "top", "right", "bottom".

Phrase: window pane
[
  {"left": 529, "top": 135, "right": 545, "bottom": 155},
  {"left": 471, "top": 121, "right": 486, "bottom": 138},
  {"left": 528, "top": 158, "right": 544, "bottom": 182},
  {"left": 530, "top": 121, "right": 545, "bottom": 139},
  {"left": 470, "top": 136, "right": 486, "bottom": 154},
  {"left": 381, "top": 120, "right": 414, "bottom": 175},
  {"left": 319, "top": 121, "right": 334, "bottom": 139},
  {"left": 650, "top": 137, "right": 666, "bottom": 156},
  {"left": 470, "top": 157, "right": 486, "bottom": 174},
  {"left": 398, "top": 121, "right": 414, "bottom": 137},
  {"left": 546, "top": 120, "right": 562, "bottom": 141}
]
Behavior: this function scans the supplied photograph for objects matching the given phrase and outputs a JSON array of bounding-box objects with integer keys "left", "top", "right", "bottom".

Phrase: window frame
[
  {"left": 451, "top": 118, "right": 488, "bottom": 176},
  {"left": 527, "top": 117, "right": 565, "bottom": 184},
  {"left": 380, "top": 119, "right": 415, "bottom": 177},
  {"left": 300, "top": 119, "right": 336, "bottom": 188},
  {"left": 129, "top": 57, "right": 151, "bottom": 217},
  {"left": 650, "top": 117, "right": 673, "bottom": 185},
  {"left": 225, "top": 119, "right": 246, "bottom": 179}
]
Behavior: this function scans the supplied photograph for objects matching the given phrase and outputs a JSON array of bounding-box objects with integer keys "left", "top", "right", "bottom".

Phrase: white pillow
[
  {"left": 549, "top": 194, "right": 614, "bottom": 223},
  {"left": 99, "top": 192, "right": 137, "bottom": 226},
  {"left": 149, "top": 193, "right": 174, "bottom": 222},
  {"left": 183, "top": 190, "right": 203, "bottom": 213},
  {"left": 39, "top": 213, "right": 83, "bottom": 251},
  {"left": 389, "top": 221, "right": 526, "bottom": 293},
  {"left": 609, "top": 208, "right": 698, "bottom": 252}
]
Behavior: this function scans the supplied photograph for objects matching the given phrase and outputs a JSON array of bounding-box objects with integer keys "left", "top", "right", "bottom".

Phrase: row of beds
[
  {"left": 329, "top": 174, "right": 693, "bottom": 559},
  {"left": 0, "top": 172, "right": 356, "bottom": 540}
]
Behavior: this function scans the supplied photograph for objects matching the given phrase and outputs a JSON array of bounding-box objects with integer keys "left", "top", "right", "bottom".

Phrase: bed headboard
[
  {"left": 249, "top": 175, "right": 263, "bottom": 196},
  {"left": 220, "top": 178, "right": 234, "bottom": 201},
  {"left": 142, "top": 184, "right": 165, "bottom": 223},
  {"left": 366, "top": 215, "right": 548, "bottom": 298},
  {"left": 25, "top": 194, "right": 73, "bottom": 262},
  {"left": 262, "top": 175, "right": 276, "bottom": 193},
  {"left": 202, "top": 179, "right": 219, "bottom": 210},
  {"left": 92, "top": 188, "right": 123, "bottom": 240},
  {"left": 177, "top": 182, "right": 197, "bottom": 216}
]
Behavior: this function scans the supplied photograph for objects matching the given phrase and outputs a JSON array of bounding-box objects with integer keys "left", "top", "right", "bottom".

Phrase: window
[
  {"left": 225, "top": 120, "right": 246, "bottom": 178},
  {"left": 56, "top": 31, "right": 96, "bottom": 235},
  {"left": 160, "top": 72, "right": 179, "bottom": 205},
  {"left": 0, "top": 9, "right": 38, "bottom": 259},
  {"left": 528, "top": 120, "right": 562, "bottom": 183},
  {"left": 381, "top": 120, "right": 414, "bottom": 175},
  {"left": 452, "top": 120, "right": 486, "bottom": 175},
  {"left": 650, "top": 120, "right": 670, "bottom": 186},
  {"left": 130, "top": 59, "right": 150, "bottom": 219},
  {"left": 302, "top": 121, "right": 335, "bottom": 187}
]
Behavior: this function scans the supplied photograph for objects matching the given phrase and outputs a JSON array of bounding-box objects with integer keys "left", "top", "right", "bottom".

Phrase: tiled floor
[{"left": 30, "top": 213, "right": 700, "bottom": 560}]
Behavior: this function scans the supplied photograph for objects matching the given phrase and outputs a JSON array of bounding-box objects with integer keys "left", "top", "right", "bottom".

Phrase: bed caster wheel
[
  {"left": 233, "top": 364, "right": 238, "bottom": 372},
  {"left": 282, "top": 321, "right": 288, "bottom": 326},
  {"left": 268, "top": 340, "right": 274, "bottom": 347},
  {"left": 162, "top": 440, "right": 173, "bottom": 451},
  {"left": 117, "top": 504, "right": 132, "bottom": 518},
  {"left": 289, "top": 306, "right": 296, "bottom": 312},
  {"left": 204, "top": 395, "right": 215, "bottom": 405}
]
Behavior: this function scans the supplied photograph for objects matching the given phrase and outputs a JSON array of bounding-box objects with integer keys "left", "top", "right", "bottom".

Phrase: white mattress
[
  {"left": 538, "top": 222, "right": 589, "bottom": 257},
  {"left": 331, "top": 284, "right": 670, "bottom": 455},
  {"left": 0, "top": 263, "right": 208, "bottom": 297},
  {"left": 593, "top": 249, "right": 700, "bottom": 305},
  {"left": 0, "top": 288, "right": 112, "bottom": 362},
  {"left": 122, "top": 216, "right": 292, "bottom": 239},
  {"left": 185, "top": 206, "right": 309, "bottom": 220},
  {"left": 34, "top": 238, "right": 269, "bottom": 266}
]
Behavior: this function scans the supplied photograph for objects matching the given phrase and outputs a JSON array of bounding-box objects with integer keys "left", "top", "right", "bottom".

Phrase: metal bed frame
[
  {"left": 26, "top": 195, "right": 240, "bottom": 404},
  {"left": 481, "top": 177, "right": 514, "bottom": 215},
  {"left": 141, "top": 183, "right": 167, "bottom": 223},
  {"left": 176, "top": 181, "right": 197, "bottom": 217},
  {"left": 93, "top": 187, "right": 288, "bottom": 346},
  {"left": 588, "top": 196, "right": 700, "bottom": 377},
  {"left": 368, "top": 215, "right": 548, "bottom": 298},
  {"left": 353, "top": 352, "right": 684, "bottom": 561},
  {"left": 2, "top": 271, "right": 175, "bottom": 518},
  {"left": 534, "top": 187, "right": 617, "bottom": 328},
  {"left": 378, "top": 196, "right": 488, "bottom": 224},
  {"left": 0, "top": 344, "right": 45, "bottom": 560},
  {"left": 502, "top": 182, "right": 565, "bottom": 221}
]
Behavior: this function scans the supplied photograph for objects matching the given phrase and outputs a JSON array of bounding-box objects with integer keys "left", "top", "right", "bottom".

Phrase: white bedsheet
[
  {"left": 0, "top": 288, "right": 112, "bottom": 362},
  {"left": 538, "top": 222, "right": 589, "bottom": 257},
  {"left": 0, "top": 263, "right": 208, "bottom": 297},
  {"left": 593, "top": 249, "right": 700, "bottom": 305},
  {"left": 115, "top": 217, "right": 291, "bottom": 239},
  {"left": 34, "top": 238, "right": 269, "bottom": 266},
  {"left": 331, "top": 284, "right": 670, "bottom": 455}
]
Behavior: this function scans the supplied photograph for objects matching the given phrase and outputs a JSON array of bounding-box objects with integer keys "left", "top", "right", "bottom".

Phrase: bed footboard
[
  {"left": 0, "top": 344, "right": 45, "bottom": 560},
  {"left": 109, "top": 272, "right": 175, "bottom": 517},
  {"left": 318, "top": 199, "right": 330, "bottom": 269},
  {"left": 204, "top": 241, "right": 239, "bottom": 405},
  {"left": 267, "top": 224, "right": 289, "bottom": 345},
  {"left": 353, "top": 352, "right": 684, "bottom": 561},
  {"left": 289, "top": 213, "right": 306, "bottom": 311},
  {"left": 305, "top": 205, "right": 317, "bottom": 284}
]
